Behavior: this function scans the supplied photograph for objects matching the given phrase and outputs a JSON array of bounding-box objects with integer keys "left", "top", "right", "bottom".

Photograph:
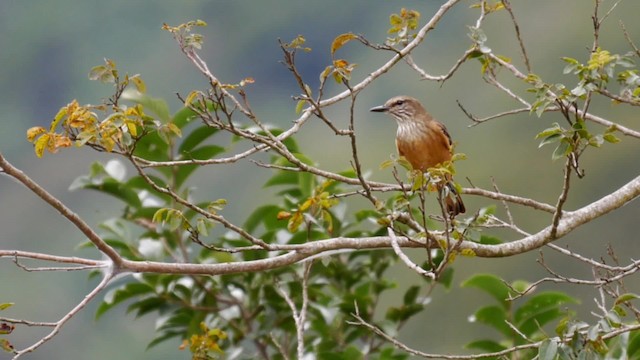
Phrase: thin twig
[
  {"left": 348, "top": 310, "right": 540, "bottom": 359},
  {"left": 388, "top": 227, "right": 436, "bottom": 279},
  {"left": 550, "top": 158, "right": 572, "bottom": 239},
  {"left": 620, "top": 21, "right": 640, "bottom": 57},
  {"left": 13, "top": 271, "right": 115, "bottom": 359},
  {"left": 501, "top": 0, "right": 531, "bottom": 73}
]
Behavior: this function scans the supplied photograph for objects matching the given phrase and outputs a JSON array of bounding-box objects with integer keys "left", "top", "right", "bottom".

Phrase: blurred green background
[{"left": 1, "top": 1, "right": 639, "bottom": 359}]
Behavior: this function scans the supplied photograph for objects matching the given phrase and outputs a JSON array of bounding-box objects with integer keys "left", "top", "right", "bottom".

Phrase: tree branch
[{"left": 0, "top": 153, "right": 123, "bottom": 267}]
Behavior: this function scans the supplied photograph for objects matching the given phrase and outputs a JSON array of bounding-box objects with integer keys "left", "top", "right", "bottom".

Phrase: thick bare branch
[{"left": 0, "top": 153, "right": 123, "bottom": 266}]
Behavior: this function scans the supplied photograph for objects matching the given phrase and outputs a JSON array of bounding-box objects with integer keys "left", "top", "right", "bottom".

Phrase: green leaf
[
  {"left": 403, "top": 285, "right": 420, "bottom": 305},
  {"left": 603, "top": 133, "right": 621, "bottom": 144},
  {"left": 538, "top": 339, "right": 559, "bottom": 360},
  {"left": 0, "top": 303, "right": 14, "bottom": 311},
  {"left": 461, "top": 274, "right": 510, "bottom": 309},
  {"left": 437, "top": 267, "right": 455, "bottom": 289},
  {"left": 172, "top": 101, "right": 216, "bottom": 128},
  {"left": 264, "top": 169, "right": 299, "bottom": 187},
  {"left": 551, "top": 140, "right": 570, "bottom": 160},
  {"left": 341, "top": 346, "right": 364, "bottom": 360},
  {"left": 178, "top": 125, "right": 218, "bottom": 154},
  {"left": 196, "top": 218, "right": 209, "bottom": 236},
  {"left": 479, "top": 235, "right": 502, "bottom": 245},
  {"left": 466, "top": 339, "right": 506, "bottom": 354},
  {"left": 562, "top": 57, "right": 582, "bottom": 74},
  {"left": 589, "top": 134, "right": 604, "bottom": 147},
  {"left": 474, "top": 305, "right": 511, "bottom": 336},
  {"left": 615, "top": 293, "right": 640, "bottom": 306},
  {"left": 96, "top": 282, "right": 155, "bottom": 319},
  {"left": 147, "top": 330, "right": 183, "bottom": 349},
  {"left": 385, "top": 303, "right": 424, "bottom": 323},
  {"left": 244, "top": 205, "right": 283, "bottom": 233},
  {"left": 256, "top": 128, "right": 299, "bottom": 153},
  {"left": 174, "top": 145, "right": 225, "bottom": 189},
  {"left": 88, "top": 61, "right": 116, "bottom": 83},
  {"left": 82, "top": 180, "right": 143, "bottom": 209},
  {"left": 627, "top": 330, "right": 640, "bottom": 358},
  {"left": 127, "top": 296, "right": 167, "bottom": 318},
  {"left": 536, "top": 123, "right": 563, "bottom": 139},
  {"left": 510, "top": 280, "right": 531, "bottom": 294},
  {"left": 295, "top": 99, "right": 306, "bottom": 114},
  {"left": 379, "top": 159, "right": 396, "bottom": 170},
  {"left": 122, "top": 89, "right": 171, "bottom": 124},
  {"left": 166, "top": 209, "right": 184, "bottom": 231},
  {"left": 539, "top": 133, "right": 562, "bottom": 148},
  {"left": 515, "top": 291, "right": 578, "bottom": 335}
]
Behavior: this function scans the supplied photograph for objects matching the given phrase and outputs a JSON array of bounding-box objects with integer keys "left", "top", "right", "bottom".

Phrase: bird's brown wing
[{"left": 437, "top": 122, "right": 453, "bottom": 149}]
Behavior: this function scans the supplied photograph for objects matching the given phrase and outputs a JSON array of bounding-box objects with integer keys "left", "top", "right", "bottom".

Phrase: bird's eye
[{"left": 395, "top": 100, "right": 404, "bottom": 106}]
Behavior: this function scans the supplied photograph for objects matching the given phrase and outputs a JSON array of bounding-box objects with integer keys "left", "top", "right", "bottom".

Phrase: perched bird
[{"left": 370, "top": 95, "right": 465, "bottom": 217}]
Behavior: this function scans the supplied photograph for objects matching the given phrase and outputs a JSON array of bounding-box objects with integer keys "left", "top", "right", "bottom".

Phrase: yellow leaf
[
  {"left": 126, "top": 121, "right": 138, "bottom": 137},
  {"left": 460, "top": 249, "right": 476, "bottom": 257},
  {"left": 167, "top": 123, "right": 182, "bottom": 137},
  {"left": 34, "top": 133, "right": 50, "bottom": 158},
  {"left": 100, "top": 137, "right": 116, "bottom": 152},
  {"left": 184, "top": 90, "right": 201, "bottom": 106},
  {"left": 50, "top": 106, "right": 68, "bottom": 131},
  {"left": 299, "top": 198, "right": 314, "bottom": 212},
  {"left": 331, "top": 33, "right": 358, "bottom": 56},
  {"left": 288, "top": 212, "right": 304, "bottom": 232},
  {"left": 319, "top": 66, "right": 333, "bottom": 82},
  {"left": 389, "top": 14, "right": 402, "bottom": 27},
  {"left": 295, "top": 99, "right": 306, "bottom": 114},
  {"left": 130, "top": 75, "right": 146, "bottom": 93},
  {"left": 26, "top": 127, "right": 46, "bottom": 142}
]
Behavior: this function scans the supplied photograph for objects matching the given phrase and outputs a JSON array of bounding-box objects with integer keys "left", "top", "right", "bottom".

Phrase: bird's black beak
[{"left": 369, "top": 105, "right": 388, "bottom": 113}]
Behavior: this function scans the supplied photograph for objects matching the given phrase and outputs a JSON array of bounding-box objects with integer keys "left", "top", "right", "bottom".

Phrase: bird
[{"left": 370, "top": 95, "right": 465, "bottom": 217}]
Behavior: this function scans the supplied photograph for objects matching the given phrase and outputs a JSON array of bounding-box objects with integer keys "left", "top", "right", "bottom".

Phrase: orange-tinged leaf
[
  {"left": 53, "top": 134, "right": 72, "bottom": 149},
  {"left": 240, "top": 77, "right": 254, "bottom": 86},
  {"left": 26, "top": 127, "right": 46, "bottom": 142},
  {"left": 0, "top": 338, "right": 13, "bottom": 352},
  {"left": 288, "top": 212, "right": 304, "bottom": 232},
  {"left": 331, "top": 33, "right": 357, "bottom": 56},
  {"left": 333, "top": 59, "right": 349, "bottom": 68},
  {"left": 277, "top": 211, "right": 291, "bottom": 220}
]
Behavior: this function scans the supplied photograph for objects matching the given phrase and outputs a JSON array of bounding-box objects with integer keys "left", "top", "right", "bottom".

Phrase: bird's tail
[{"left": 444, "top": 181, "right": 465, "bottom": 218}]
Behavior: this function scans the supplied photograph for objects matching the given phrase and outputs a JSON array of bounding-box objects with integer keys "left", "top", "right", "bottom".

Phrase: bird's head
[{"left": 369, "top": 96, "right": 426, "bottom": 124}]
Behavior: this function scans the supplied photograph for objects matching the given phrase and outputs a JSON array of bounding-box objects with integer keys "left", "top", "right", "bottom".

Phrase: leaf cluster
[
  {"left": 463, "top": 274, "right": 578, "bottom": 359},
  {"left": 0, "top": 303, "right": 15, "bottom": 355},
  {"left": 54, "top": 58, "right": 428, "bottom": 358}
]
